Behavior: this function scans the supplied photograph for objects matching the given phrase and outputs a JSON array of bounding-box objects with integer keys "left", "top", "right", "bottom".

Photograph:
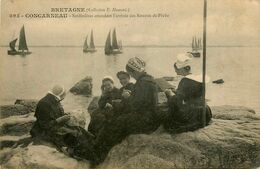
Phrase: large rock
[
  {"left": 97, "top": 105, "right": 260, "bottom": 169},
  {"left": 0, "top": 100, "right": 38, "bottom": 119},
  {"left": 0, "top": 145, "right": 90, "bottom": 169},
  {"left": 14, "top": 99, "right": 38, "bottom": 112},
  {"left": 0, "top": 113, "right": 35, "bottom": 136},
  {"left": 0, "top": 105, "right": 33, "bottom": 119},
  {"left": 0, "top": 135, "right": 31, "bottom": 149},
  {"left": 70, "top": 76, "right": 93, "bottom": 96},
  {"left": 1, "top": 105, "right": 259, "bottom": 169}
]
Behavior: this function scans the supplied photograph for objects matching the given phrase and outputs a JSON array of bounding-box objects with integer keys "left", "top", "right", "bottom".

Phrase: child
[
  {"left": 98, "top": 76, "right": 121, "bottom": 110},
  {"left": 116, "top": 71, "right": 134, "bottom": 94},
  {"left": 88, "top": 76, "right": 121, "bottom": 136},
  {"left": 116, "top": 71, "right": 135, "bottom": 113}
]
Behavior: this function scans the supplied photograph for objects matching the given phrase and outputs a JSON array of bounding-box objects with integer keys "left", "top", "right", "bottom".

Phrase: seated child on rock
[
  {"left": 98, "top": 76, "right": 121, "bottom": 110},
  {"left": 88, "top": 76, "right": 121, "bottom": 136}
]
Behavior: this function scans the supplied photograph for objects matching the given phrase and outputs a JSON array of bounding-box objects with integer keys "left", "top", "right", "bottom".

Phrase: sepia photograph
[{"left": 0, "top": 0, "right": 259, "bottom": 168}]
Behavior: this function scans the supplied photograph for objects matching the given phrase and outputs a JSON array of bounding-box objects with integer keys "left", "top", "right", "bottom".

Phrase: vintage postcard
[{"left": 0, "top": 0, "right": 259, "bottom": 168}]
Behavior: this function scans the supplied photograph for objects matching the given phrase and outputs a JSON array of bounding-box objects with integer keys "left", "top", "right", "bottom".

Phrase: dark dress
[
  {"left": 94, "top": 73, "right": 160, "bottom": 164},
  {"left": 119, "top": 82, "right": 135, "bottom": 94},
  {"left": 118, "top": 82, "right": 135, "bottom": 114},
  {"left": 30, "top": 94, "right": 96, "bottom": 161},
  {"left": 30, "top": 93, "right": 66, "bottom": 141},
  {"left": 163, "top": 77, "right": 212, "bottom": 133},
  {"left": 98, "top": 87, "right": 121, "bottom": 109},
  {"left": 88, "top": 87, "right": 121, "bottom": 136}
]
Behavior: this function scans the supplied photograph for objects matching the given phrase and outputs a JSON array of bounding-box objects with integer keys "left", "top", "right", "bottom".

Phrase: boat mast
[
  {"left": 192, "top": 37, "right": 194, "bottom": 50},
  {"left": 202, "top": 0, "right": 207, "bottom": 127},
  {"left": 90, "top": 29, "right": 95, "bottom": 49},
  {"left": 195, "top": 36, "right": 199, "bottom": 51},
  {"left": 112, "top": 28, "right": 119, "bottom": 49}
]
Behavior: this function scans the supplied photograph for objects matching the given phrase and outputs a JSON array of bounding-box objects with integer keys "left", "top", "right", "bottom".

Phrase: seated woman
[
  {"left": 164, "top": 53, "right": 212, "bottom": 133},
  {"left": 88, "top": 76, "right": 121, "bottom": 136},
  {"left": 30, "top": 85, "right": 71, "bottom": 142},
  {"left": 30, "top": 85, "right": 96, "bottom": 161},
  {"left": 94, "top": 57, "right": 160, "bottom": 164}
]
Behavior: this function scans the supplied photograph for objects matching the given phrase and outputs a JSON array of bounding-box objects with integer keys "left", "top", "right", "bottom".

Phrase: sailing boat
[
  {"left": 8, "top": 25, "right": 31, "bottom": 55},
  {"left": 104, "top": 28, "right": 123, "bottom": 55},
  {"left": 189, "top": 36, "right": 202, "bottom": 57},
  {"left": 83, "top": 30, "right": 97, "bottom": 53}
]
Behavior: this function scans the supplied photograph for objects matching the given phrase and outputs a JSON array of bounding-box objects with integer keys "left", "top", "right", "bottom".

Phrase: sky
[{"left": 0, "top": 0, "right": 259, "bottom": 46}]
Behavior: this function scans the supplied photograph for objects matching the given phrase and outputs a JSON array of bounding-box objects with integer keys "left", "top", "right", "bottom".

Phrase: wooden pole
[{"left": 202, "top": 0, "right": 207, "bottom": 127}]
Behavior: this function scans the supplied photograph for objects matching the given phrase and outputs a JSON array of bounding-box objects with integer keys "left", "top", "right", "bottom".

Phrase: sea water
[{"left": 0, "top": 46, "right": 259, "bottom": 113}]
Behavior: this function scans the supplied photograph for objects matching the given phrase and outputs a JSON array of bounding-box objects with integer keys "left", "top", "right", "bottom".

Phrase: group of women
[{"left": 30, "top": 53, "right": 212, "bottom": 165}]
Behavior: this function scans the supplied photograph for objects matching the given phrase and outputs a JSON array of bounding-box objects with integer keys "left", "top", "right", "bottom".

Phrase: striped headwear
[{"left": 127, "top": 57, "right": 146, "bottom": 72}]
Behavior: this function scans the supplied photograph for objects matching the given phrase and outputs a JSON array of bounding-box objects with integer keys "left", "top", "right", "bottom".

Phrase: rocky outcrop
[
  {"left": 0, "top": 104, "right": 32, "bottom": 119},
  {"left": 0, "top": 97, "right": 259, "bottom": 169},
  {"left": 0, "top": 135, "right": 30, "bottom": 149},
  {"left": 14, "top": 99, "right": 38, "bottom": 112},
  {"left": 0, "top": 99, "right": 38, "bottom": 119},
  {"left": 98, "top": 105, "right": 260, "bottom": 169},
  {"left": 0, "top": 113, "right": 35, "bottom": 136},
  {"left": 70, "top": 76, "right": 93, "bottom": 96},
  {"left": 0, "top": 145, "right": 90, "bottom": 169}
]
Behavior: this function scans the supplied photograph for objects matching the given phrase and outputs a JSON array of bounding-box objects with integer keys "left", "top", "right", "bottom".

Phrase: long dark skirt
[
  {"left": 163, "top": 104, "right": 212, "bottom": 134},
  {"left": 94, "top": 111, "right": 160, "bottom": 164}
]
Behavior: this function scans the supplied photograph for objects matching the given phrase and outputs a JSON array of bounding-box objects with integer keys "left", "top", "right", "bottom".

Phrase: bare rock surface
[
  {"left": 97, "top": 105, "right": 260, "bottom": 169},
  {"left": 0, "top": 113, "right": 35, "bottom": 136},
  {"left": 0, "top": 99, "right": 38, "bottom": 119},
  {"left": 70, "top": 76, "right": 93, "bottom": 96},
  {"left": 1, "top": 145, "right": 90, "bottom": 169},
  {"left": 14, "top": 99, "right": 38, "bottom": 112},
  {"left": 1, "top": 98, "right": 259, "bottom": 169}
]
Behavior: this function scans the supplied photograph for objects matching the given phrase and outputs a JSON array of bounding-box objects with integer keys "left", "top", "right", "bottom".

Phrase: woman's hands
[
  {"left": 164, "top": 89, "right": 175, "bottom": 98},
  {"left": 56, "top": 115, "right": 71, "bottom": 124},
  {"left": 105, "top": 103, "right": 113, "bottom": 110},
  {"left": 122, "top": 89, "right": 131, "bottom": 99}
]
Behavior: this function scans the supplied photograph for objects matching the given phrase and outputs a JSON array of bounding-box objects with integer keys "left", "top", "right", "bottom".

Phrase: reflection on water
[
  {"left": 105, "top": 54, "right": 120, "bottom": 71},
  {"left": 0, "top": 46, "right": 260, "bottom": 113}
]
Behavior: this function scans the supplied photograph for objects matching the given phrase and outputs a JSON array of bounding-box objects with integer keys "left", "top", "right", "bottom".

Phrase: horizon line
[{"left": 1, "top": 45, "right": 259, "bottom": 48}]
